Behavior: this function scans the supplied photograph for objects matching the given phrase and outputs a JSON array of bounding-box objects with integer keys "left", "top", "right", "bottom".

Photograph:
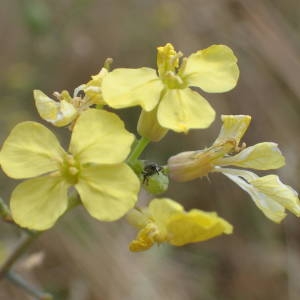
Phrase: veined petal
[
  {"left": 218, "top": 142, "right": 285, "bottom": 170},
  {"left": 76, "top": 163, "right": 140, "bottom": 221},
  {"left": 221, "top": 169, "right": 287, "bottom": 223},
  {"left": 157, "top": 88, "right": 215, "bottom": 132},
  {"left": 183, "top": 45, "right": 239, "bottom": 93},
  {"left": 34, "top": 90, "right": 78, "bottom": 127},
  {"left": 213, "top": 115, "right": 251, "bottom": 146},
  {"left": 10, "top": 176, "right": 70, "bottom": 230},
  {"left": 1, "top": 122, "right": 65, "bottom": 179},
  {"left": 250, "top": 175, "right": 300, "bottom": 217},
  {"left": 102, "top": 68, "right": 164, "bottom": 111},
  {"left": 167, "top": 210, "right": 233, "bottom": 246},
  {"left": 69, "top": 109, "right": 134, "bottom": 165}
]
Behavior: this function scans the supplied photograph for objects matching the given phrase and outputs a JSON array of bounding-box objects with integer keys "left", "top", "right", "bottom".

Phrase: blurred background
[{"left": 1, "top": 0, "right": 300, "bottom": 299}]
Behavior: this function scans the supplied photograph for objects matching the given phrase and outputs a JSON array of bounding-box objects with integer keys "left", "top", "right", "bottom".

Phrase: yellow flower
[
  {"left": 126, "top": 198, "right": 232, "bottom": 252},
  {"left": 0, "top": 109, "right": 140, "bottom": 230},
  {"left": 34, "top": 62, "right": 110, "bottom": 127},
  {"left": 102, "top": 43, "right": 239, "bottom": 133},
  {"left": 168, "top": 115, "right": 300, "bottom": 222}
]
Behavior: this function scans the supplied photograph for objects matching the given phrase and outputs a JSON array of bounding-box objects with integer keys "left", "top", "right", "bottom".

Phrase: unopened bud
[
  {"left": 137, "top": 108, "right": 168, "bottom": 142},
  {"left": 168, "top": 141, "right": 235, "bottom": 182},
  {"left": 143, "top": 171, "right": 169, "bottom": 195}
]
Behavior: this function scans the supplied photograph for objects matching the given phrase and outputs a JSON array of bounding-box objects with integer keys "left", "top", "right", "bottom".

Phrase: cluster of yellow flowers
[{"left": 0, "top": 43, "right": 299, "bottom": 252}]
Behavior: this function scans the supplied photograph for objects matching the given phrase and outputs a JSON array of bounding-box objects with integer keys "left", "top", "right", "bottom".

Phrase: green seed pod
[{"left": 142, "top": 171, "right": 169, "bottom": 195}]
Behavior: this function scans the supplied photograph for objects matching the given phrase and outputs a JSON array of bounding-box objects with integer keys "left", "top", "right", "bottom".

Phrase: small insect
[{"left": 142, "top": 163, "right": 163, "bottom": 184}]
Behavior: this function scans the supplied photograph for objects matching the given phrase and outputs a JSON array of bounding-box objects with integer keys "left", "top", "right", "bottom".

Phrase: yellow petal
[
  {"left": 69, "top": 109, "right": 134, "bottom": 165},
  {"left": 129, "top": 223, "right": 157, "bottom": 252},
  {"left": 218, "top": 142, "right": 285, "bottom": 170},
  {"left": 34, "top": 90, "right": 77, "bottom": 127},
  {"left": 75, "top": 163, "right": 140, "bottom": 221},
  {"left": 84, "top": 68, "right": 109, "bottom": 105},
  {"left": 222, "top": 170, "right": 287, "bottom": 223},
  {"left": 10, "top": 176, "right": 70, "bottom": 230},
  {"left": 149, "top": 198, "right": 183, "bottom": 230},
  {"left": 85, "top": 68, "right": 108, "bottom": 89},
  {"left": 167, "top": 210, "right": 233, "bottom": 246},
  {"left": 128, "top": 198, "right": 183, "bottom": 251},
  {"left": 102, "top": 68, "right": 164, "bottom": 111},
  {"left": 213, "top": 115, "right": 251, "bottom": 146},
  {"left": 183, "top": 45, "right": 239, "bottom": 93},
  {"left": 157, "top": 88, "right": 215, "bottom": 132},
  {"left": 0, "top": 122, "right": 65, "bottom": 179},
  {"left": 250, "top": 175, "right": 300, "bottom": 217}
]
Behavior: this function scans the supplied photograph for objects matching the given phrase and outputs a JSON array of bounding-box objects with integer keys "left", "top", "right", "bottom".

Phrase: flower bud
[
  {"left": 137, "top": 108, "right": 168, "bottom": 142},
  {"left": 168, "top": 141, "right": 235, "bottom": 182},
  {"left": 143, "top": 171, "right": 169, "bottom": 195}
]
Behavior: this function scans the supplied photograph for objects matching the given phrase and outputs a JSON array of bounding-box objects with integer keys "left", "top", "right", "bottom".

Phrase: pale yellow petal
[
  {"left": 218, "top": 142, "right": 285, "bottom": 170},
  {"left": 157, "top": 88, "right": 215, "bottom": 132},
  {"left": 250, "top": 175, "right": 300, "bottom": 217},
  {"left": 1, "top": 122, "right": 65, "bottom": 179},
  {"left": 222, "top": 170, "right": 287, "bottom": 223},
  {"left": 183, "top": 45, "right": 239, "bottom": 92},
  {"left": 34, "top": 90, "right": 77, "bottom": 127},
  {"left": 149, "top": 198, "right": 183, "bottom": 228},
  {"left": 167, "top": 210, "right": 233, "bottom": 246},
  {"left": 213, "top": 115, "right": 251, "bottom": 146},
  {"left": 102, "top": 68, "right": 164, "bottom": 111},
  {"left": 76, "top": 163, "right": 140, "bottom": 221},
  {"left": 83, "top": 68, "right": 109, "bottom": 105},
  {"left": 69, "top": 109, "right": 134, "bottom": 164},
  {"left": 10, "top": 176, "right": 70, "bottom": 230}
]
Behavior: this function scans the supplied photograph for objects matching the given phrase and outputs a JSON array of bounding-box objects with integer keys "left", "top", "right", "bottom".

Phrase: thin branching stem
[
  {"left": 0, "top": 232, "right": 41, "bottom": 279},
  {"left": 6, "top": 271, "right": 53, "bottom": 300}
]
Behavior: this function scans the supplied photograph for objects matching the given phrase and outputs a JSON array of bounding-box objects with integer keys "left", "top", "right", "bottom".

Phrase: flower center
[
  {"left": 59, "top": 154, "right": 80, "bottom": 185},
  {"left": 156, "top": 43, "right": 188, "bottom": 89},
  {"left": 161, "top": 71, "right": 188, "bottom": 89}
]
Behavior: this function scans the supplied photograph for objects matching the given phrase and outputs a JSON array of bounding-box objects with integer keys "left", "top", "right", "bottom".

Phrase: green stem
[
  {"left": 0, "top": 232, "right": 41, "bottom": 279},
  {"left": 6, "top": 271, "right": 53, "bottom": 300},
  {"left": 127, "top": 136, "right": 150, "bottom": 167},
  {"left": 0, "top": 197, "right": 13, "bottom": 223}
]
